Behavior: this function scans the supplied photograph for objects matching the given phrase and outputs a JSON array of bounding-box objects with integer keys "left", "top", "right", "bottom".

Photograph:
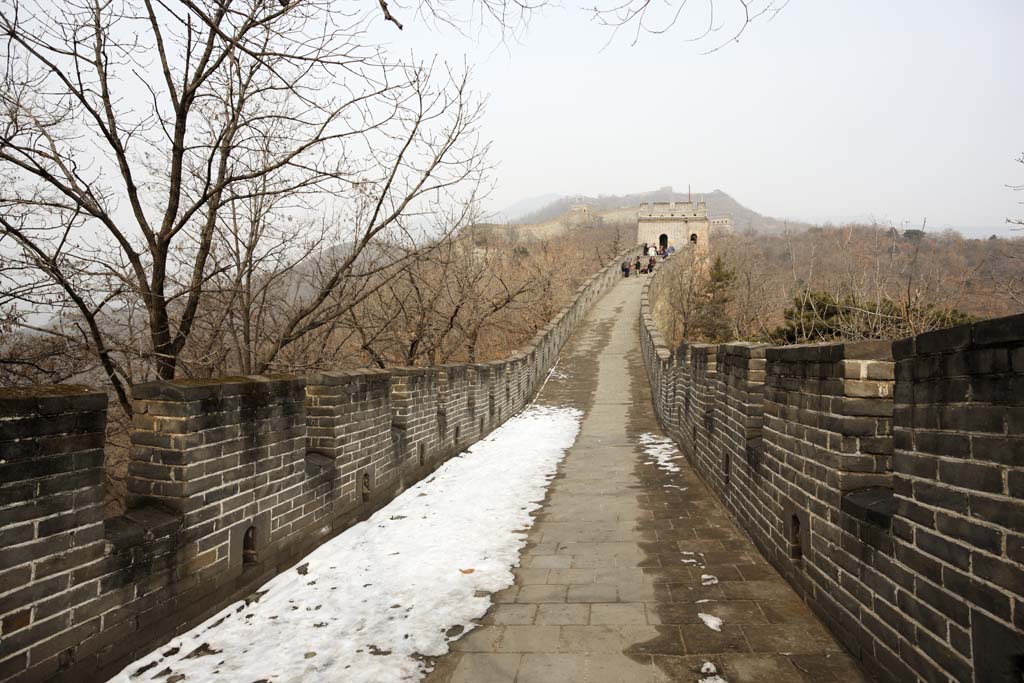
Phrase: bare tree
[
  {"left": 587, "top": 0, "right": 787, "bottom": 51},
  {"left": 346, "top": 233, "right": 543, "bottom": 366},
  {"left": 716, "top": 232, "right": 777, "bottom": 339},
  {"left": 652, "top": 223, "right": 1020, "bottom": 349},
  {"left": 1010, "top": 153, "right": 1023, "bottom": 229},
  {"left": 656, "top": 248, "right": 731, "bottom": 346},
  {"left": 0, "top": 0, "right": 488, "bottom": 413}
]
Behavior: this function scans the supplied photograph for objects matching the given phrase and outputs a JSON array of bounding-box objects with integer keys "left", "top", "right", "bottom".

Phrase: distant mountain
[
  {"left": 698, "top": 190, "right": 815, "bottom": 233},
  {"left": 493, "top": 193, "right": 564, "bottom": 223},
  {"left": 511, "top": 187, "right": 812, "bottom": 233}
]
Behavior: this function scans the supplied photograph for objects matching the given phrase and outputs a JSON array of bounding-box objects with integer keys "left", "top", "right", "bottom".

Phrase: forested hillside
[{"left": 652, "top": 224, "right": 1024, "bottom": 348}]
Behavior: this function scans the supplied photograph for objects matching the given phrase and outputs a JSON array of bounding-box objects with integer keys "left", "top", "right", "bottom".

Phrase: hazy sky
[{"left": 372, "top": 0, "right": 1023, "bottom": 235}]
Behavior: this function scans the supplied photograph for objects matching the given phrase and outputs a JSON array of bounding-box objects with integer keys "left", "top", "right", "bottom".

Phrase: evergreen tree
[
  {"left": 694, "top": 256, "right": 737, "bottom": 342},
  {"left": 771, "top": 289, "right": 973, "bottom": 344}
]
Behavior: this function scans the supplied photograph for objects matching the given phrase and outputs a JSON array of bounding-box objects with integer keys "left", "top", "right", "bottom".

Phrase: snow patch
[
  {"left": 701, "top": 574, "right": 719, "bottom": 586},
  {"left": 638, "top": 432, "right": 682, "bottom": 473},
  {"left": 109, "top": 405, "right": 583, "bottom": 683},
  {"left": 699, "top": 660, "right": 729, "bottom": 681},
  {"left": 698, "top": 613, "right": 723, "bottom": 632}
]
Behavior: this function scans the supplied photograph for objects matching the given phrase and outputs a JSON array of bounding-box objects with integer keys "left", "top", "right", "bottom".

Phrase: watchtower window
[
  {"left": 243, "top": 526, "right": 257, "bottom": 565},
  {"left": 362, "top": 472, "right": 371, "bottom": 502},
  {"left": 689, "top": 233, "right": 698, "bottom": 244},
  {"left": 659, "top": 234, "right": 668, "bottom": 251}
]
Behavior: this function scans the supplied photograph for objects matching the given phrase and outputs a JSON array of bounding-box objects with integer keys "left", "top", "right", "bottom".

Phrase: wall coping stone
[
  {"left": 0, "top": 384, "right": 98, "bottom": 399},
  {"left": 133, "top": 374, "right": 303, "bottom": 401},
  {"left": 104, "top": 504, "right": 181, "bottom": 549},
  {"left": 388, "top": 366, "right": 438, "bottom": 378},
  {"left": 840, "top": 486, "right": 896, "bottom": 528},
  {"left": 307, "top": 369, "right": 391, "bottom": 385}
]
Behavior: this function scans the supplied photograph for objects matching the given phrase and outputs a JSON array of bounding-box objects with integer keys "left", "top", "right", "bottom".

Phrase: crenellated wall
[
  {"left": 0, "top": 249, "right": 635, "bottom": 683},
  {"left": 640, "top": 264, "right": 1024, "bottom": 683}
]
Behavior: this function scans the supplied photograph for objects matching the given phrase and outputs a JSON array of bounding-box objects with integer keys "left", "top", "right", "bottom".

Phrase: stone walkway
[{"left": 426, "top": 274, "right": 870, "bottom": 683}]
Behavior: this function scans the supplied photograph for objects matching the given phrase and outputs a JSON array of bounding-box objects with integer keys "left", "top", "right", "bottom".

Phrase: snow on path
[
  {"left": 700, "top": 661, "right": 728, "bottom": 683},
  {"left": 109, "top": 405, "right": 583, "bottom": 683},
  {"left": 704, "top": 659, "right": 729, "bottom": 679},
  {"left": 698, "top": 613, "right": 724, "bottom": 632},
  {"left": 639, "top": 432, "right": 682, "bottom": 473}
]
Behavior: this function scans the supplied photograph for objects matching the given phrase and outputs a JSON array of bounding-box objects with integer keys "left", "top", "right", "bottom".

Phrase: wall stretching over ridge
[
  {"left": 640, "top": 261, "right": 1024, "bottom": 683},
  {"left": 0, "top": 250, "right": 634, "bottom": 683}
]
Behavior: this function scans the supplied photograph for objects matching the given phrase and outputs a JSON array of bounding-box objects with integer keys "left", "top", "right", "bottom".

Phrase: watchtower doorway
[{"left": 658, "top": 234, "right": 668, "bottom": 251}]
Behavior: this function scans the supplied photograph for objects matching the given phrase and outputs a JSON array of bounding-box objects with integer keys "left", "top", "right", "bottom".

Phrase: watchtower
[{"left": 637, "top": 200, "right": 711, "bottom": 254}]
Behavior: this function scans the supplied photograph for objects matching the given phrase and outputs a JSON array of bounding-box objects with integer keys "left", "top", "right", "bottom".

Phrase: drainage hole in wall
[
  {"left": 790, "top": 514, "right": 803, "bottom": 561},
  {"left": 243, "top": 525, "right": 257, "bottom": 565}
]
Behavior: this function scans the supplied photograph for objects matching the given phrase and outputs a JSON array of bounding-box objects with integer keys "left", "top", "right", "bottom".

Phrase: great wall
[{"left": 1, "top": 240, "right": 1022, "bottom": 683}]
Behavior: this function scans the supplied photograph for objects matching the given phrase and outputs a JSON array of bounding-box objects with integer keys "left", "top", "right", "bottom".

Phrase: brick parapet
[
  {"left": 0, "top": 386, "right": 108, "bottom": 683},
  {"left": 639, "top": 266, "right": 1023, "bottom": 683},
  {"left": 890, "top": 313, "right": 1024, "bottom": 683},
  {"left": 0, "top": 246, "right": 640, "bottom": 683}
]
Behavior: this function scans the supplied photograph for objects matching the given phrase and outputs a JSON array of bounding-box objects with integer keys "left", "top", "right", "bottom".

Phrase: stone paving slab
[{"left": 426, "top": 274, "right": 871, "bottom": 683}]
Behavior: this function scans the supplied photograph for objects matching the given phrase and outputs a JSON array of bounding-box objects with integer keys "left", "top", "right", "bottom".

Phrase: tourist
[
  {"left": 621, "top": 259, "right": 630, "bottom": 278},
  {"left": 648, "top": 256, "right": 657, "bottom": 273},
  {"left": 634, "top": 256, "right": 642, "bottom": 275}
]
